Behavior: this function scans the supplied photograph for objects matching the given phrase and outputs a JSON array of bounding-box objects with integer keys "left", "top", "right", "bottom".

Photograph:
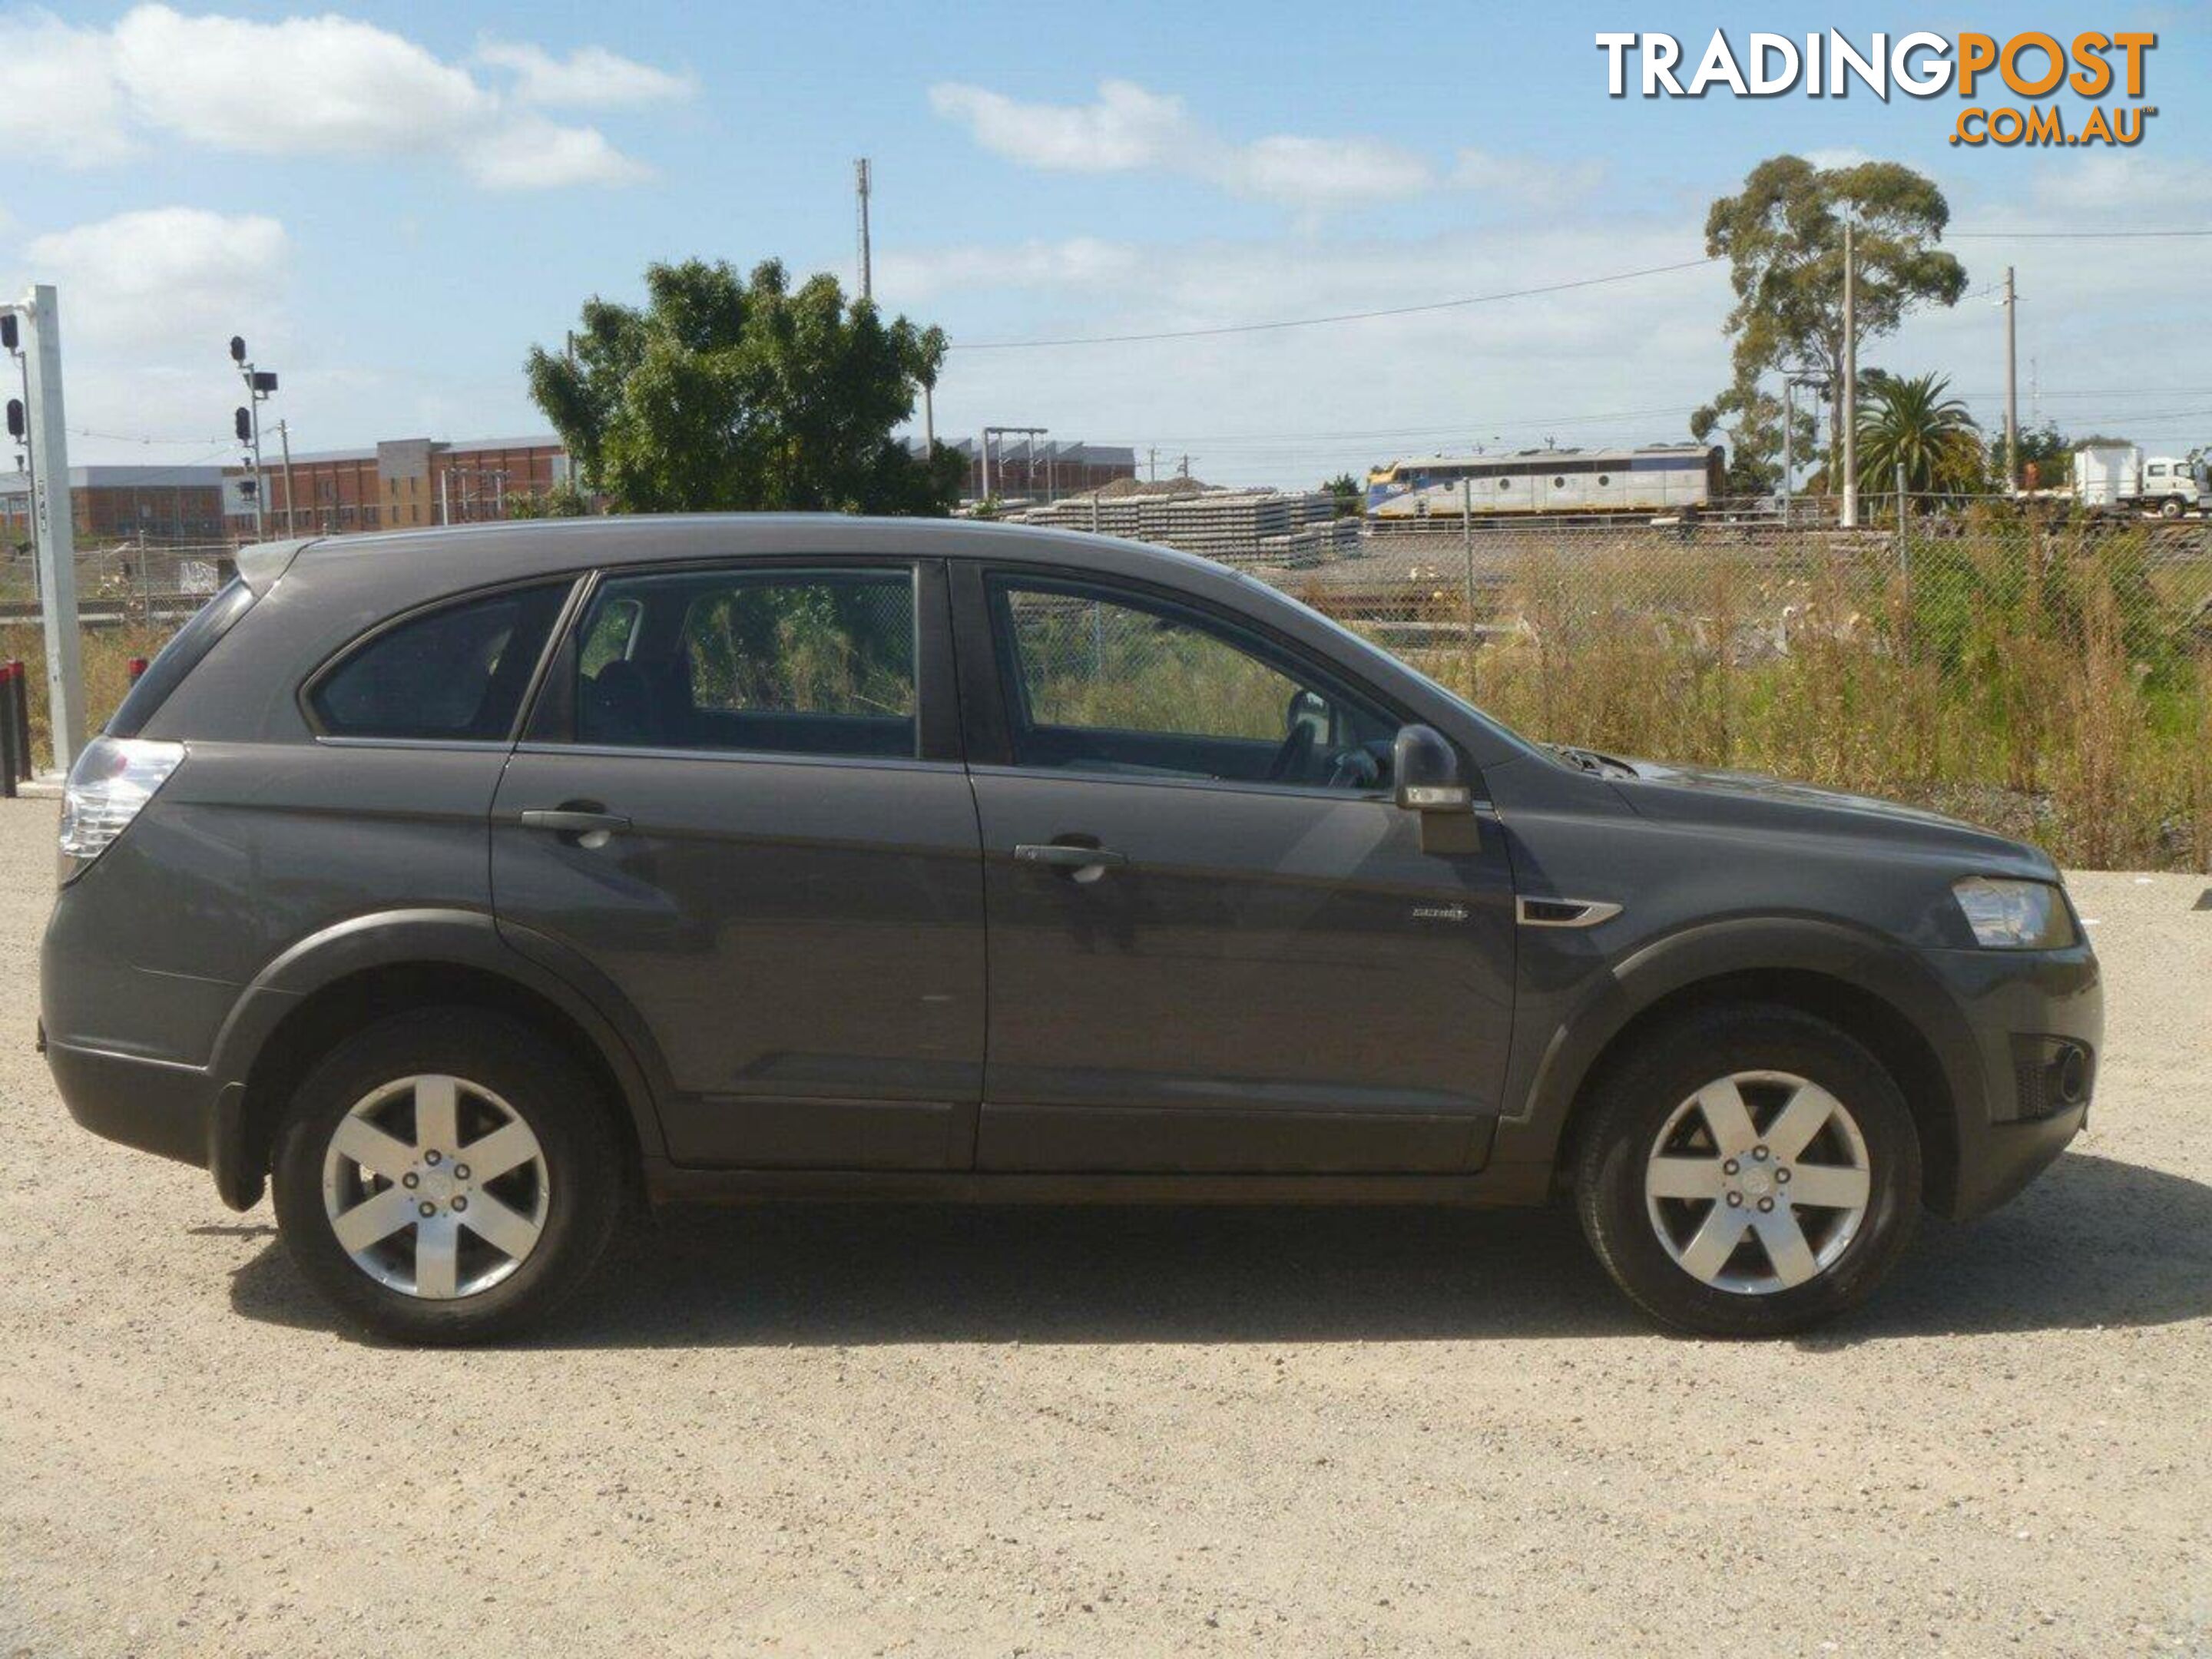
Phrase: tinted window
[
  {"left": 572, "top": 568, "right": 916, "bottom": 759},
  {"left": 310, "top": 584, "right": 567, "bottom": 740},
  {"left": 990, "top": 577, "right": 1396, "bottom": 790}
]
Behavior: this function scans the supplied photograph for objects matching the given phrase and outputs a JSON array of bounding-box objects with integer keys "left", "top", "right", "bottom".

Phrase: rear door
[
  {"left": 490, "top": 557, "right": 985, "bottom": 1170},
  {"left": 955, "top": 565, "right": 1516, "bottom": 1174}
]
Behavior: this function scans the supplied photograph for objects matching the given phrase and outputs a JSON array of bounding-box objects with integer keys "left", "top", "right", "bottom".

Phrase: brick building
[{"left": 229, "top": 435, "right": 571, "bottom": 535}]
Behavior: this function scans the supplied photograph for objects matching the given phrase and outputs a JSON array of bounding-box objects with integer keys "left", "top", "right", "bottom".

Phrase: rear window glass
[{"left": 310, "top": 584, "right": 568, "bottom": 741}]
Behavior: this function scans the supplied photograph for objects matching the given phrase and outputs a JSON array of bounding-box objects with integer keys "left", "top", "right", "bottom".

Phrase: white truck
[{"left": 2071, "top": 444, "right": 2208, "bottom": 518}]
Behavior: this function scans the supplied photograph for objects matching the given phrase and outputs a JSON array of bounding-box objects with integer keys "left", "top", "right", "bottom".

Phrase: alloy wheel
[
  {"left": 1642, "top": 1070, "right": 1873, "bottom": 1296},
  {"left": 319, "top": 1075, "right": 551, "bottom": 1300}
]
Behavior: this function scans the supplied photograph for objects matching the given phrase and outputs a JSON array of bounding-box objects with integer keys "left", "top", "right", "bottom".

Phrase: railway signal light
[
  {"left": 0, "top": 315, "right": 15, "bottom": 352},
  {"left": 230, "top": 335, "right": 247, "bottom": 364},
  {"left": 234, "top": 407, "right": 251, "bottom": 443},
  {"left": 5, "top": 400, "right": 21, "bottom": 441}
]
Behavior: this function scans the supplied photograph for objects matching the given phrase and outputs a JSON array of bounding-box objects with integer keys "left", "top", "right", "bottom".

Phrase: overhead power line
[
  {"left": 948, "top": 256, "right": 1724, "bottom": 351},
  {"left": 945, "top": 225, "right": 2209, "bottom": 353}
]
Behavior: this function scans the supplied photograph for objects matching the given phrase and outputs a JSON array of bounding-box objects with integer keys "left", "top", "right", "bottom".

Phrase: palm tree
[{"left": 1856, "top": 371, "right": 1985, "bottom": 501}]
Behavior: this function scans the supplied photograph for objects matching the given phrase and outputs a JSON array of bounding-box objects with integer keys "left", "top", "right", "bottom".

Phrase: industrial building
[
  {"left": 227, "top": 435, "right": 571, "bottom": 535},
  {"left": 0, "top": 465, "right": 235, "bottom": 547},
  {"left": 916, "top": 438, "right": 1137, "bottom": 502}
]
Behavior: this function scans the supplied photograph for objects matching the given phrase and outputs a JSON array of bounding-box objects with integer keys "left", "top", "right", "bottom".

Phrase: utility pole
[
  {"left": 854, "top": 158, "right": 873, "bottom": 303},
  {"left": 1781, "top": 375, "right": 1793, "bottom": 525},
  {"left": 979, "top": 431, "right": 991, "bottom": 501},
  {"left": 276, "top": 419, "right": 296, "bottom": 536},
  {"left": 2002, "top": 265, "right": 2018, "bottom": 495},
  {"left": 1147, "top": 446, "right": 1157, "bottom": 484},
  {"left": 11, "top": 286, "right": 85, "bottom": 772},
  {"left": 1839, "top": 219, "right": 1858, "bottom": 528}
]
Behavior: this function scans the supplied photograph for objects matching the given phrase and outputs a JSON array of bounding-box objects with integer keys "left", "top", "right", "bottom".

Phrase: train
[{"left": 1364, "top": 444, "right": 1726, "bottom": 522}]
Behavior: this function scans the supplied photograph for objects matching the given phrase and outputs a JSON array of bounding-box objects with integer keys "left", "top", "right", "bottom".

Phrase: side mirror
[{"left": 1392, "top": 724, "right": 1471, "bottom": 812}]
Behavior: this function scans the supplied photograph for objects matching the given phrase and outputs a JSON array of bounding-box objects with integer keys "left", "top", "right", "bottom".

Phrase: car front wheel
[
  {"left": 271, "top": 1008, "right": 623, "bottom": 1344},
  {"left": 1574, "top": 1005, "right": 1922, "bottom": 1337}
]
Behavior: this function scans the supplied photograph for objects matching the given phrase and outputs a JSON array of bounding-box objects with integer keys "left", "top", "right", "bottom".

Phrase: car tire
[
  {"left": 271, "top": 1008, "right": 624, "bottom": 1344},
  {"left": 1574, "top": 1004, "right": 1922, "bottom": 1339},
  {"left": 2160, "top": 495, "right": 2186, "bottom": 519}
]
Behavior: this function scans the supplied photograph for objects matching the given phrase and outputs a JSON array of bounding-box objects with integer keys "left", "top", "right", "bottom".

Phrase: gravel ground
[{"left": 2, "top": 795, "right": 2207, "bottom": 1657}]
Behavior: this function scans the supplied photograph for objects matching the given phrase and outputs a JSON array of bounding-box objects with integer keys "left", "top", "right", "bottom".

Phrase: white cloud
[
  {"left": 25, "top": 207, "right": 288, "bottom": 349},
  {"left": 929, "top": 78, "right": 1433, "bottom": 214},
  {"left": 1800, "top": 146, "right": 1879, "bottom": 171},
  {"left": 1452, "top": 149, "right": 1607, "bottom": 207},
  {"left": 0, "top": 12, "right": 134, "bottom": 167},
  {"left": 0, "top": 5, "right": 672, "bottom": 190},
  {"left": 466, "top": 118, "right": 652, "bottom": 190},
  {"left": 478, "top": 39, "right": 697, "bottom": 108},
  {"left": 111, "top": 7, "right": 486, "bottom": 157}
]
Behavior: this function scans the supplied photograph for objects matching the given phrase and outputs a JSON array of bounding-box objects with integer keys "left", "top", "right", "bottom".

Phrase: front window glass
[{"left": 990, "top": 577, "right": 1396, "bottom": 790}]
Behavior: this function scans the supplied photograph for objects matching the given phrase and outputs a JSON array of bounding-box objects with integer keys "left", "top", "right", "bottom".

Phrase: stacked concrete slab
[{"left": 1017, "top": 488, "right": 1359, "bottom": 568}]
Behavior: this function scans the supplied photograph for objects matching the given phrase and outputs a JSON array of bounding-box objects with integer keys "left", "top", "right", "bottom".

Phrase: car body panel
[{"left": 965, "top": 767, "right": 1515, "bottom": 1172}]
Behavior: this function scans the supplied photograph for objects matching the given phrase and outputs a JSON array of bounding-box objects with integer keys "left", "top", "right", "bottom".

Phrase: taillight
[{"left": 58, "top": 736, "right": 184, "bottom": 875}]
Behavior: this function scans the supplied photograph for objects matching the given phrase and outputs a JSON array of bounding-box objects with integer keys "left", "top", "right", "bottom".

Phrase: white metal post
[
  {"left": 22, "top": 286, "right": 84, "bottom": 773},
  {"left": 277, "top": 419, "right": 296, "bottom": 535}
]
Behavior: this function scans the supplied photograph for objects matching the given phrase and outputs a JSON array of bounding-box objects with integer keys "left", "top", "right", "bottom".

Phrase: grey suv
[{"left": 41, "top": 517, "right": 2101, "bottom": 1342}]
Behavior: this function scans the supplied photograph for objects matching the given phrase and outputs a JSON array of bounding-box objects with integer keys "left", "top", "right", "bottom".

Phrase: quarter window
[
  {"left": 571, "top": 568, "right": 916, "bottom": 759},
  {"left": 310, "top": 584, "right": 567, "bottom": 741}
]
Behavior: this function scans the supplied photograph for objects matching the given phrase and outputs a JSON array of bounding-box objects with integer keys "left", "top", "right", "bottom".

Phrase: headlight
[
  {"left": 1952, "top": 876, "right": 2075, "bottom": 950},
  {"left": 58, "top": 737, "right": 184, "bottom": 874}
]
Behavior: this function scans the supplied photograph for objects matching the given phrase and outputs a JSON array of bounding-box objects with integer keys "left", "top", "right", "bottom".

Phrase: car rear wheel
[
  {"left": 1574, "top": 1005, "right": 1922, "bottom": 1337},
  {"left": 271, "top": 1008, "right": 623, "bottom": 1344}
]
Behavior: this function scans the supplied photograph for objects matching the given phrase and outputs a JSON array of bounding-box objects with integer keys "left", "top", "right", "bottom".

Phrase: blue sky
[{"left": 4, "top": 1, "right": 2208, "bottom": 486}]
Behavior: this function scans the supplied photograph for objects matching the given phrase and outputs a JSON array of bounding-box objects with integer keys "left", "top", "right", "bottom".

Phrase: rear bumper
[
  {"left": 45, "top": 1038, "right": 260, "bottom": 1210},
  {"left": 47, "top": 1038, "right": 213, "bottom": 1168}
]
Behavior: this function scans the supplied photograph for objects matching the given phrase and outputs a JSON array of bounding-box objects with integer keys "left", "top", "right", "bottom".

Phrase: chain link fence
[
  {"left": 0, "top": 538, "right": 236, "bottom": 623},
  {"left": 1240, "top": 499, "right": 2212, "bottom": 870}
]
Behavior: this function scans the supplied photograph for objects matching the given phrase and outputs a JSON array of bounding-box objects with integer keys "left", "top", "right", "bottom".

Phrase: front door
[
  {"left": 959, "top": 568, "right": 1515, "bottom": 1174},
  {"left": 490, "top": 558, "right": 985, "bottom": 1170}
]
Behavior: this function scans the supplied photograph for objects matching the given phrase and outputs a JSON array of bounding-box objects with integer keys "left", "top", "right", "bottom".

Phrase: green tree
[
  {"left": 1855, "top": 370, "right": 1985, "bottom": 498},
  {"left": 525, "top": 258, "right": 962, "bottom": 515},
  {"left": 1322, "top": 472, "right": 1365, "bottom": 517},
  {"left": 1697, "top": 155, "right": 1968, "bottom": 488}
]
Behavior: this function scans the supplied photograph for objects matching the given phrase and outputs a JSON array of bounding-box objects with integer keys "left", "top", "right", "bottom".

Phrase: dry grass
[
  {"left": 1377, "top": 522, "right": 2212, "bottom": 871},
  {"left": 0, "top": 622, "right": 173, "bottom": 770}
]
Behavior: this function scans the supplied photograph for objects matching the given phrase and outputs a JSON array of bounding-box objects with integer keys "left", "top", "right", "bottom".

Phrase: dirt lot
[{"left": 2, "top": 795, "right": 2207, "bottom": 1657}]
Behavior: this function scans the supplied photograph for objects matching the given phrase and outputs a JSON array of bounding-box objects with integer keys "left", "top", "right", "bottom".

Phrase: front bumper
[{"left": 1925, "top": 940, "right": 2103, "bottom": 1220}]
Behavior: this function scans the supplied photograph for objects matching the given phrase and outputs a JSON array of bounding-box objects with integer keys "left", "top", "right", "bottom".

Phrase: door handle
[
  {"left": 520, "top": 808, "right": 631, "bottom": 839},
  {"left": 1014, "top": 843, "right": 1128, "bottom": 871}
]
